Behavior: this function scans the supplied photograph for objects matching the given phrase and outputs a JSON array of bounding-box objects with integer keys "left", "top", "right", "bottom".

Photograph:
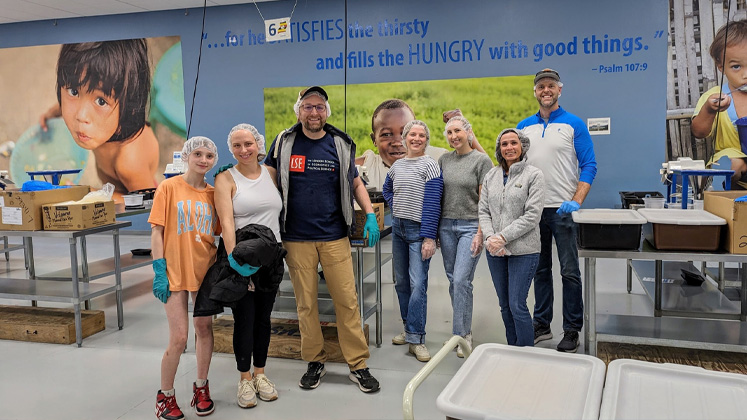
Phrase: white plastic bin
[
  {"left": 436, "top": 344, "right": 606, "bottom": 420},
  {"left": 599, "top": 359, "right": 747, "bottom": 420},
  {"left": 637, "top": 208, "right": 726, "bottom": 251},
  {"left": 572, "top": 209, "right": 647, "bottom": 249}
]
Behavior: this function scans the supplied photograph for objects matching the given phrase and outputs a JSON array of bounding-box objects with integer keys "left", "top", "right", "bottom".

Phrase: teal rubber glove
[
  {"left": 363, "top": 213, "right": 380, "bottom": 247},
  {"left": 152, "top": 258, "right": 171, "bottom": 304},
  {"left": 213, "top": 163, "right": 234, "bottom": 178},
  {"left": 556, "top": 200, "right": 580, "bottom": 214},
  {"left": 228, "top": 253, "right": 259, "bottom": 277},
  {"left": 735, "top": 195, "right": 747, "bottom": 202}
]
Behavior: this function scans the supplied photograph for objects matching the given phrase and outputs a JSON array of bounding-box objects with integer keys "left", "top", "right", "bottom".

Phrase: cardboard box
[
  {"left": 349, "top": 202, "right": 385, "bottom": 239},
  {"left": 0, "top": 186, "right": 89, "bottom": 231},
  {"left": 704, "top": 191, "right": 747, "bottom": 254},
  {"left": 42, "top": 200, "right": 115, "bottom": 231}
]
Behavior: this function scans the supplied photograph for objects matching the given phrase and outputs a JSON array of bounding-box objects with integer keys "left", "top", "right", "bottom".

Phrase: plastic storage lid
[
  {"left": 599, "top": 359, "right": 747, "bottom": 420},
  {"left": 436, "top": 344, "right": 606, "bottom": 420},
  {"left": 637, "top": 208, "right": 726, "bottom": 225},
  {"left": 572, "top": 209, "right": 647, "bottom": 225}
]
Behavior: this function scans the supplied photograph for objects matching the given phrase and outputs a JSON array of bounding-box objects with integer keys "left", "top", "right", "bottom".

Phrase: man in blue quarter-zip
[{"left": 517, "top": 69, "right": 597, "bottom": 353}]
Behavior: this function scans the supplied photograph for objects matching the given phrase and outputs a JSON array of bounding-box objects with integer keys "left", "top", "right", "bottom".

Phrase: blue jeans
[
  {"left": 439, "top": 218, "right": 481, "bottom": 337},
  {"left": 392, "top": 217, "right": 431, "bottom": 344},
  {"left": 487, "top": 253, "right": 539, "bottom": 346},
  {"left": 532, "top": 208, "right": 583, "bottom": 332}
]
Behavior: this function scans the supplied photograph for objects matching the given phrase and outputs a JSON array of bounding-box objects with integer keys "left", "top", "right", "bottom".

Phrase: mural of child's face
[
  {"left": 60, "top": 83, "right": 119, "bottom": 150},
  {"left": 720, "top": 41, "right": 747, "bottom": 92}
]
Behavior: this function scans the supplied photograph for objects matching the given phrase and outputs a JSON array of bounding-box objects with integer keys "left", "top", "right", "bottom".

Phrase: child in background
[
  {"left": 41, "top": 39, "right": 159, "bottom": 199},
  {"left": 692, "top": 19, "right": 747, "bottom": 188},
  {"left": 149, "top": 137, "right": 220, "bottom": 419}
]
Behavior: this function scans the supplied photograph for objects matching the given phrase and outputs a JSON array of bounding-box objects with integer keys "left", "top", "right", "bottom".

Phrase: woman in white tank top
[{"left": 214, "top": 123, "right": 283, "bottom": 408}]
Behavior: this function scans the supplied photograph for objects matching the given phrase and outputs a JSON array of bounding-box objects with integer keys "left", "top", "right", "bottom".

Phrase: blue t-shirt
[{"left": 266, "top": 131, "right": 348, "bottom": 241}]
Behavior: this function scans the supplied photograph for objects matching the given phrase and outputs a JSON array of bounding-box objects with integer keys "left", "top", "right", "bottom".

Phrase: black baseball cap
[
  {"left": 534, "top": 68, "right": 560, "bottom": 85},
  {"left": 298, "top": 86, "right": 328, "bottom": 101}
]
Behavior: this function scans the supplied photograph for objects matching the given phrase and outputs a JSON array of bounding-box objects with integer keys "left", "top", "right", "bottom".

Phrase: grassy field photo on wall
[{"left": 263, "top": 75, "right": 536, "bottom": 162}]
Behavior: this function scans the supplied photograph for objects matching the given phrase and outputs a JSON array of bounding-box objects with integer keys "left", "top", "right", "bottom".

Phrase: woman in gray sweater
[{"left": 478, "top": 128, "right": 545, "bottom": 346}]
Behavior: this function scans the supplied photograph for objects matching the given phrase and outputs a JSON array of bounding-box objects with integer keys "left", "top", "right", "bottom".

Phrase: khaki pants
[{"left": 283, "top": 238, "right": 370, "bottom": 370}]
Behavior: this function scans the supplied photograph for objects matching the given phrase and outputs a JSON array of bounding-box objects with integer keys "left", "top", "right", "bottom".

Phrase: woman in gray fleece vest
[{"left": 478, "top": 128, "right": 545, "bottom": 347}]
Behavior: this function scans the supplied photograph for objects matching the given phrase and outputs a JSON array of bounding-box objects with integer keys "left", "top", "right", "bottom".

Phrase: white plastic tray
[
  {"left": 572, "top": 209, "right": 647, "bottom": 225},
  {"left": 436, "top": 343, "right": 606, "bottom": 420},
  {"left": 637, "top": 208, "right": 726, "bottom": 225},
  {"left": 600, "top": 359, "right": 747, "bottom": 420}
]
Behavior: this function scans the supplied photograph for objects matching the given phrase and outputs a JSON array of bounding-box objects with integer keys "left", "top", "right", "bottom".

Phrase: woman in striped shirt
[{"left": 383, "top": 120, "right": 443, "bottom": 362}]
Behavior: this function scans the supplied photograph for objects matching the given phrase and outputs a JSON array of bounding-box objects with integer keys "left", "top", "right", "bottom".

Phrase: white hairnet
[
  {"left": 293, "top": 91, "right": 332, "bottom": 118},
  {"left": 227, "top": 123, "right": 266, "bottom": 161},
  {"left": 443, "top": 116, "right": 474, "bottom": 146},
  {"left": 402, "top": 120, "right": 430, "bottom": 150},
  {"left": 181, "top": 136, "right": 218, "bottom": 169}
]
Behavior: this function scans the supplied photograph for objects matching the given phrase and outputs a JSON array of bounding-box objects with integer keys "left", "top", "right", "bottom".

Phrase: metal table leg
[
  {"left": 25, "top": 236, "right": 37, "bottom": 307},
  {"left": 113, "top": 229, "right": 123, "bottom": 329},
  {"left": 356, "top": 247, "right": 364, "bottom": 329},
  {"left": 25, "top": 236, "right": 35, "bottom": 278},
  {"left": 626, "top": 258, "right": 632, "bottom": 293},
  {"left": 375, "top": 240, "right": 382, "bottom": 347},
  {"left": 3, "top": 236, "right": 8, "bottom": 261},
  {"left": 654, "top": 259, "right": 663, "bottom": 317},
  {"left": 81, "top": 237, "right": 90, "bottom": 310},
  {"left": 584, "top": 257, "right": 596, "bottom": 357},
  {"left": 70, "top": 237, "right": 83, "bottom": 347},
  {"left": 740, "top": 262, "right": 747, "bottom": 322}
]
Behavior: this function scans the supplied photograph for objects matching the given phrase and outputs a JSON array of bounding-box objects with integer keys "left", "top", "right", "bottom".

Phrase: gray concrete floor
[{"left": 0, "top": 233, "right": 736, "bottom": 420}]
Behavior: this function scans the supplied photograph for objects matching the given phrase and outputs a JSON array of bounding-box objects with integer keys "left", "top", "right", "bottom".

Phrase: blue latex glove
[
  {"left": 735, "top": 195, "right": 747, "bottom": 202},
  {"left": 363, "top": 213, "right": 380, "bottom": 247},
  {"left": 228, "top": 253, "right": 259, "bottom": 277},
  {"left": 556, "top": 200, "right": 581, "bottom": 214},
  {"left": 152, "top": 258, "right": 171, "bottom": 304},
  {"left": 213, "top": 163, "right": 234, "bottom": 178}
]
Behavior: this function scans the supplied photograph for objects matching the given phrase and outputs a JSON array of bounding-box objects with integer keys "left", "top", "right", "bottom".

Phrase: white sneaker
[
  {"left": 392, "top": 332, "right": 406, "bottom": 345},
  {"left": 254, "top": 373, "right": 278, "bottom": 401},
  {"left": 237, "top": 378, "right": 257, "bottom": 408},
  {"left": 409, "top": 343, "right": 431, "bottom": 362},
  {"left": 457, "top": 334, "right": 473, "bottom": 358}
]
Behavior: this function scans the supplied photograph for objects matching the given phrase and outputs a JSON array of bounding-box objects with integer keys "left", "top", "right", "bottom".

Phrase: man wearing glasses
[
  {"left": 265, "top": 86, "right": 381, "bottom": 393},
  {"left": 516, "top": 69, "right": 597, "bottom": 353}
]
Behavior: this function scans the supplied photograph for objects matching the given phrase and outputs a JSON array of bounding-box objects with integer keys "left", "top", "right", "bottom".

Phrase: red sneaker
[
  {"left": 155, "top": 391, "right": 184, "bottom": 420},
  {"left": 191, "top": 380, "right": 215, "bottom": 416}
]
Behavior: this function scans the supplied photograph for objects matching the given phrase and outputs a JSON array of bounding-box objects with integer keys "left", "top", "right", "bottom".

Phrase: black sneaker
[
  {"left": 557, "top": 331, "right": 579, "bottom": 353},
  {"left": 534, "top": 324, "right": 553, "bottom": 344},
  {"left": 299, "top": 362, "right": 326, "bottom": 389},
  {"left": 348, "top": 368, "right": 380, "bottom": 393}
]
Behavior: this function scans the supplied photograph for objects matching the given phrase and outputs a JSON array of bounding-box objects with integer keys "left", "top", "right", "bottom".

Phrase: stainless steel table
[
  {"left": 271, "top": 227, "right": 392, "bottom": 347},
  {"left": 0, "top": 221, "right": 133, "bottom": 347},
  {"left": 580, "top": 242, "right": 747, "bottom": 356}
]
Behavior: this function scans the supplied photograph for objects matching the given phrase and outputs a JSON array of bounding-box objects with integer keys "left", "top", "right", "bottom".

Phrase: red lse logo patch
[{"left": 289, "top": 155, "right": 306, "bottom": 172}]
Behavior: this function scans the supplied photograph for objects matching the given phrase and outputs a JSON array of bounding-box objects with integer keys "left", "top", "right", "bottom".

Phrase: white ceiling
[{"left": 0, "top": 0, "right": 278, "bottom": 25}]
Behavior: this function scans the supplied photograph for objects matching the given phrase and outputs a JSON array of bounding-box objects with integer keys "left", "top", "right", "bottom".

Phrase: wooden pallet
[
  {"left": 213, "top": 316, "right": 368, "bottom": 363},
  {"left": 0, "top": 305, "right": 105, "bottom": 345},
  {"left": 598, "top": 342, "right": 747, "bottom": 375}
]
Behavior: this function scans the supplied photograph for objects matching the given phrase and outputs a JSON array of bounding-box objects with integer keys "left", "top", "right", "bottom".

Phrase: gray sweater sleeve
[
  {"left": 478, "top": 168, "right": 499, "bottom": 239},
  {"left": 500, "top": 168, "right": 545, "bottom": 243}
]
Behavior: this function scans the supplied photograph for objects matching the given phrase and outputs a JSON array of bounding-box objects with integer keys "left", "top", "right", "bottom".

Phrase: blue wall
[{"left": 0, "top": 0, "right": 668, "bottom": 228}]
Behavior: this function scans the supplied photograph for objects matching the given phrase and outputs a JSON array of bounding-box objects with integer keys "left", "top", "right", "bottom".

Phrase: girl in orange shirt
[{"left": 148, "top": 136, "right": 220, "bottom": 419}]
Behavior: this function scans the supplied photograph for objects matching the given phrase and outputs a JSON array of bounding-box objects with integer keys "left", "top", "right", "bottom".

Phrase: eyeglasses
[{"left": 301, "top": 104, "right": 326, "bottom": 113}]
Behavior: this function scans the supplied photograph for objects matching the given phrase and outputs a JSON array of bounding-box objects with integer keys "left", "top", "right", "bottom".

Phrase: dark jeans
[
  {"left": 487, "top": 253, "right": 539, "bottom": 347},
  {"left": 532, "top": 208, "right": 583, "bottom": 332},
  {"left": 232, "top": 289, "right": 277, "bottom": 372},
  {"left": 392, "top": 217, "right": 431, "bottom": 344}
]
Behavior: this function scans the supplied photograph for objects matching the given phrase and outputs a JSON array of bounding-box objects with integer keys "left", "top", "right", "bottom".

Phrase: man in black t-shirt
[{"left": 265, "top": 86, "right": 381, "bottom": 393}]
